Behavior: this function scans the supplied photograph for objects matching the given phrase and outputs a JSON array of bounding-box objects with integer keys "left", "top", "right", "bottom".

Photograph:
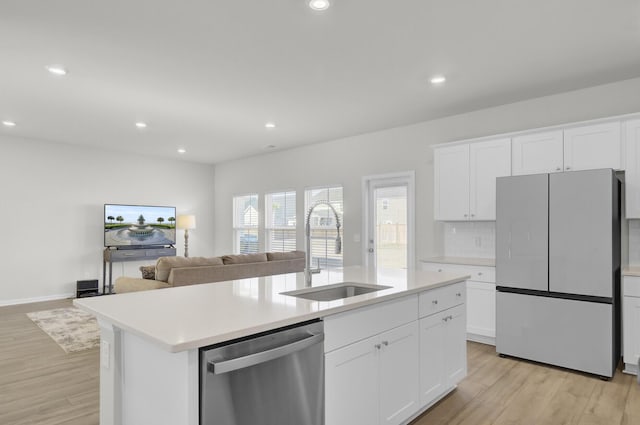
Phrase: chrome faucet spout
[{"left": 305, "top": 201, "right": 342, "bottom": 287}]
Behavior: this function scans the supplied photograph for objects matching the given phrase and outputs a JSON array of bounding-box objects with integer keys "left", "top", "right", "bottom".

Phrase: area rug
[{"left": 27, "top": 307, "right": 99, "bottom": 353}]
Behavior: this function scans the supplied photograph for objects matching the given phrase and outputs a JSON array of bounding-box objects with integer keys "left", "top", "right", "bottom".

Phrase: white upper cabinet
[
  {"left": 625, "top": 119, "right": 640, "bottom": 218},
  {"left": 469, "top": 138, "right": 512, "bottom": 220},
  {"left": 434, "top": 144, "right": 470, "bottom": 221},
  {"left": 564, "top": 122, "right": 622, "bottom": 171},
  {"left": 512, "top": 130, "right": 564, "bottom": 175},
  {"left": 434, "top": 139, "right": 510, "bottom": 221},
  {"left": 512, "top": 122, "right": 622, "bottom": 176}
]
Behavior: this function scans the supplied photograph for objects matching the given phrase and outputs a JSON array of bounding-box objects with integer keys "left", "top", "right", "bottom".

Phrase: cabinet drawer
[
  {"left": 419, "top": 282, "right": 465, "bottom": 318},
  {"left": 324, "top": 295, "right": 418, "bottom": 353},
  {"left": 421, "top": 262, "right": 495, "bottom": 283},
  {"left": 109, "top": 250, "right": 148, "bottom": 261},
  {"left": 147, "top": 247, "right": 176, "bottom": 257},
  {"left": 624, "top": 276, "right": 640, "bottom": 298}
]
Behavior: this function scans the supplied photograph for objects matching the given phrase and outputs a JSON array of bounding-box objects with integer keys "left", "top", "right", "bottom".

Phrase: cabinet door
[
  {"left": 418, "top": 313, "right": 446, "bottom": 406},
  {"left": 469, "top": 138, "right": 511, "bottom": 220},
  {"left": 444, "top": 304, "right": 467, "bottom": 386},
  {"left": 626, "top": 119, "right": 640, "bottom": 218},
  {"left": 623, "top": 296, "right": 640, "bottom": 368},
  {"left": 512, "top": 130, "right": 563, "bottom": 175},
  {"left": 466, "top": 281, "right": 496, "bottom": 341},
  {"left": 434, "top": 144, "right": 470, "bottom": 221},
  {"left": 325, "top": 335, "right": 379, "bottom": 425},
  {"left": 378, "top": 322, "right": 420, "bottom": 425},
  {"left": 563, "top": 122, "right": 621, "bottom": 171}
]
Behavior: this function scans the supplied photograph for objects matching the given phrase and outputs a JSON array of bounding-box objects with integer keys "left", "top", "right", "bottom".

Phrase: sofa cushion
[
  {"left": 139, "top": 265, "right": 156, "bottom": 280},
  {"left": 155, "top": 256, "right": 224, "bottom": 282},
  {"left": 266, "top": 251, "right": 305, "bottom": 261},
  {"left": 222, "top": 253, "right": 268, "bottom": 265},
  {"left": 115, "top": 277, "right": 171, "bottom": 293}
]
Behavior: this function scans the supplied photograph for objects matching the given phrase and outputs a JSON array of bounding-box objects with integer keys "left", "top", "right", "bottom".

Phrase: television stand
[{"left": 102, "top": 246, "right": 176, "bottom": 294}]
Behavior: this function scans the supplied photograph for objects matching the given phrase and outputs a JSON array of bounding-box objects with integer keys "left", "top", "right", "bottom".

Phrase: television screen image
[{"left": 104, "top": 204, "right": 176, "bottom": 247}]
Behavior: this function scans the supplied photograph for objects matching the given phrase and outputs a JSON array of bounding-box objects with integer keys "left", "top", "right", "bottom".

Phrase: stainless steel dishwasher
[{"left": 200, "top": 320, "right": 324, "bottom": 425}]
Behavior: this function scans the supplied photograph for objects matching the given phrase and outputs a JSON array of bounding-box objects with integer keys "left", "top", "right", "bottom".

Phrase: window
[
  {"left": 266, "top": 191, "right": 297, "bottom": 252},
  {"left": 233, "top": 194, "right": 259, "bottom": 254},
  {"left": 304, "top": 186, "right": 343, "bottom": 269}
]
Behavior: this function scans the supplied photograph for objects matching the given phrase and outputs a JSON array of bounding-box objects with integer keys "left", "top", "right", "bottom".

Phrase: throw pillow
[{"left": 139, "top": 265, "right": 156, "bottom": 280}]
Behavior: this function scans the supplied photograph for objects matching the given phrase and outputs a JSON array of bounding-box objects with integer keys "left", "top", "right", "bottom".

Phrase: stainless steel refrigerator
[{"left": 495, "top": 168, "right": 621, "bottom": 378}]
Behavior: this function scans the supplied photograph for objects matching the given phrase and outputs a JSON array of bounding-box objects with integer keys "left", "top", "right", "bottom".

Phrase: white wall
[
  {"left": 213, "top": 77, "right": 640, "bottom": 265},
  {"left": 0, "top": 135, "right": 215, "bottom": 305}
]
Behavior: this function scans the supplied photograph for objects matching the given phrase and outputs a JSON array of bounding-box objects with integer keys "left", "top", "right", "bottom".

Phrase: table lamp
[{"left": 177, "top": 215, "right": 196, "bottom": 257}]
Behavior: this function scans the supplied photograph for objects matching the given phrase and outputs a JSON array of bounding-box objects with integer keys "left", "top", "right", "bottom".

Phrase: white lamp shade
[{"left": 177, "top": 215, "right": 196, "bottom": 230}]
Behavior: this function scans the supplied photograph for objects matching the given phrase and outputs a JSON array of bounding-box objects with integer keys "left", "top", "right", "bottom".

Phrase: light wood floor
[
  {"left": 2, "top": 299, "right": 639, "bottom": 425},
  {"left": 412, "top": 342, "right": 640, "bottom": 425},
  {"left": 0, "top": 299, "right": 99, "bottom": 425}
]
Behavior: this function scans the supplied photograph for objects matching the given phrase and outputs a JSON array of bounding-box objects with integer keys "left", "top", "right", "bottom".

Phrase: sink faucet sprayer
[{"left": 305, "top": 201, "right": 342, "bottom": 286}]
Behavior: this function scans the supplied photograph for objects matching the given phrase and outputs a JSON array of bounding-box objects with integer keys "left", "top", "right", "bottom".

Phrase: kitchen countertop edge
[{"left": 74, "top": 270, "right": 469, "bottom": 353}]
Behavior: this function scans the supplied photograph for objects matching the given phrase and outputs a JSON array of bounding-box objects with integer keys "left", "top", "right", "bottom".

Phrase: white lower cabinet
[
  {"left": 623, "top": 276, "right": 640, "bottom": 374},
  {"left": 419, "top": 304, "right": 466, "bottom": 407},
  {"left": 378, "top": 322, "right": 420, "bottom": 425},
  {"left": 466, "top": 281, "right": 496, "bottom": 343},
  {"left": 325, "top": 321, "right": 419, "bottom": 425},
  {"left": 324, "top": 284, "right": 467, "bottom": 425},
  {"left": 325, "top": 333, "right": 380, "bottom": 425},
  {"left": 421, "top": 261, "right": 496, "bottom": 344}
]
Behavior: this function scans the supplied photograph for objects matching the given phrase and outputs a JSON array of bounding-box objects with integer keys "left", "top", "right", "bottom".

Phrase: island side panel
[
  {"left": 120, "top": 331, "right": 199, "bottom": 425},
  {"left": 98, "top": 320, "right": 122, "bottom": 425}
]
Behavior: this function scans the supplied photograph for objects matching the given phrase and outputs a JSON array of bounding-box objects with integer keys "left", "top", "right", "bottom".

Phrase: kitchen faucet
[{"left": 305, "top": 201, "right": 342, "bottom": 286}]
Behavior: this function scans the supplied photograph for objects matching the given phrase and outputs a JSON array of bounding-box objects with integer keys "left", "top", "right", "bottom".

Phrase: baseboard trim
[
  {"left": 623, "top": 362, "right": 638, "bottom": 376},
  {"left": 467, "top": 332, "right": 496, "bottom": 346},
  {"left": 0, "top": 292, "right": 75, "bottom": 307}
]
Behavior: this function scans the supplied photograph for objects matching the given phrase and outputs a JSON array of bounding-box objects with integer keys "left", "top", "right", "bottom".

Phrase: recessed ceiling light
[
  {"left": 2, "top": 120, "right": 16, "bottom": 127},
  {"left": 135, "top": 122, "right": 147, "bottom": 129},
  {"left": 265, "top": 122, "right": 276, "bottom": 129},
  {"left": 430, "top": 75, "right": 446, "bottom": 84},
  {"left": 265, "top": 144, "right": 277, "bottom": 149},
  {"left": 45, "top": 65, "right": 68, "bottom": 76},
  {"left": 309, "top": 0, "right": 330, "bottom": 11},
  {"left": 177, "top": 148, "right": 186, "bottom": 154}
]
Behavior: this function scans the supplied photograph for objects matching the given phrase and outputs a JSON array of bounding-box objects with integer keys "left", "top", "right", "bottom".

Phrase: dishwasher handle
[{"left": 208, "top": 332, "right": 324, "bottom": 375}]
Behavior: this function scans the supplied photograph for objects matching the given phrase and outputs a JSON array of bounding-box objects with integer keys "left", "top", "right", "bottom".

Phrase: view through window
[
  {"left": 266, "top": 191, "right": 296, "bottom": 252},
  {"left": 304, "top": 186, "right": 343, "bottom": 269},
  {"left": 233, "top": 194, "right": 259, "bottom": 254}
]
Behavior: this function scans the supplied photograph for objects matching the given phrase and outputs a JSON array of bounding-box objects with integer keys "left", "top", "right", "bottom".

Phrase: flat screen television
[{"left": 104, "top": 204, "right": 176, "bottom": 248}]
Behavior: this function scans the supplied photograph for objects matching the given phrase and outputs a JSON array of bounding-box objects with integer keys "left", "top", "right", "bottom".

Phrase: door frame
[{"left": 362, "top": 171, "right": 415, "bottom": 270}]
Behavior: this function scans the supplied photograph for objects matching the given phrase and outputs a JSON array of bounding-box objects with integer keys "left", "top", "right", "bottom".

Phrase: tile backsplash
[
  {"left": 628, "top": 220, "right": 640, "bottom": 266},
  {"left": 443, "top": 222, "right": 496, "bottom": 259}
]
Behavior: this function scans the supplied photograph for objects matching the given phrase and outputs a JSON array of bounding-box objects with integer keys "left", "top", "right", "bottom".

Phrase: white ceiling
[{"left": 1, "top": 0, "right": 640, "bottom": 164}]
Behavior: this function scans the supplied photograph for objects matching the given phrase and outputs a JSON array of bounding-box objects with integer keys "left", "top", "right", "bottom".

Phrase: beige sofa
[{"left": 114, "top": 251, "right": 305, "bottom": 293}]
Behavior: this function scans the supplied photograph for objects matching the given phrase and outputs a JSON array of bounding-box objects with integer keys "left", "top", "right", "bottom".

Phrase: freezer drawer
[{"left": 496, "top": 292, "right": 615, "bottom": 377}]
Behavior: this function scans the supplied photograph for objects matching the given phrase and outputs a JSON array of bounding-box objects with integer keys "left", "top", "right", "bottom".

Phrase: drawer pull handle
[
  {"left": 437, "top": 269, "right": 442, "bottom": 272},
  {"left": 432, "top": 300, "right": 438, "bottom": 305},
  {"left": 478, "top": 272, "right": 483, "bottom": 276},
  {"left": 382, "top": 341, "right": 389, "bottom": 346},
  {"left": 375, "top": 344, "right": 382, "bottom": 350},
  {"left": 456, "top": 292, "right": 461, "bottom": 297}
]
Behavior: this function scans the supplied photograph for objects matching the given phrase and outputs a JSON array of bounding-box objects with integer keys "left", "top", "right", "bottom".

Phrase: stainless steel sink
[{"left": 281, "top": 282, "right": 392, "bottom": 302}]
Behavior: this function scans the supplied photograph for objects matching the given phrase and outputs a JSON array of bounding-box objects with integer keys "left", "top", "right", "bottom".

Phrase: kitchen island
[{"left": 74, "top": 266, "right": 469, "bottom": 425}]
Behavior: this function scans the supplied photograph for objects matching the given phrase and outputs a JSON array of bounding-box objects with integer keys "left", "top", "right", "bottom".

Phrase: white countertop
[
  {"left": 422, "top": 256, "right": 496, "bottom": 267},
  {"left": 74, "top": 266, "right": 468, "bottom": 353}
]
